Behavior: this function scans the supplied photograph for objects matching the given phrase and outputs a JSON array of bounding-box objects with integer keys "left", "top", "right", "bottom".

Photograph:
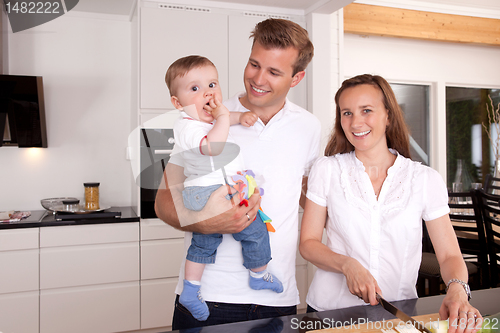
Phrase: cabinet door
[
  {"left": 0, "top": 228, "right": 38, "bottom": 251},
  {"left": 0, "top": 291, "right": 39, "bottom": 333},
  {"left": 141, "top": 218, "right": 184, "bottom": 240},
  {"left": 40, "top": 242, "right": 139, "bottom": 289},
  {"left": 0, "top": 249, "right": 39, "bottom": 294},
  {"left": 40, "top": 282, "right": 140, "bottom": 333},
  {"left": 140, "top": 6, "right": 228, "bottom": 109},
  {"left": 141, "top": 238, "right": 185, "bottom": 279},
  {"left": 141, "top": 278, "right": 178, "bottom": 329},
  {"left": 40, "top": 223, "right": 138, "bottom": 247}
]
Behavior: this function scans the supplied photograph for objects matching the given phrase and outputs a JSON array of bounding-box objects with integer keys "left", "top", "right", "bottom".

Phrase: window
[
  {"left": 446, "top": 87, "right": 500, "bottom": 190},
  {"left": 391, "top": 83, "right": 430, "bottom": 165}
]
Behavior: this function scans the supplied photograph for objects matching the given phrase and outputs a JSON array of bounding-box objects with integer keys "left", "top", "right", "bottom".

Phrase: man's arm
[
  {"left": 299, "top": 176, "right": 308, "bottom": 209},
  {"left": 154, "top": 162, "right": 261, "bottom": 234}
]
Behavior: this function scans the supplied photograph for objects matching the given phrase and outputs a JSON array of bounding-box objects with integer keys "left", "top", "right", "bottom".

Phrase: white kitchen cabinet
[
  {"left": 40, "top": 282, "right": 140, "bottom": 333},
  {"left": 39, "top": 221, "right": 138, "bottom": 247},
  {"left": 39, "top": 223, "right": 140, "bottom": 333},
  {"left": 0, "top": 249, "right": 39, "bottom": 294},
  {"left": 141, "top": 278, "right": 178, "bottom": 329},
  {"left": 0, "top": 291, "right": 39, "bottom": 333},
  {"left": 140, "top": 4, "right": 229, "bottom": 109},
  {"left": 40, "top": 242, "right": 139, "bottom": 289},
  {"left": 140, "top": 219, "right": 184, "bottom": 329},
  {"left": 139, "top": 3, "right": 306, "bottom": 112},
  {"left": 0, "top": 227, "right": 38, "bottom": 251},
  {"left": 140, "top": 218, "right": 184, "bottom": 240},
  {"left": 141, "top": 238, "right": 185, "bottom": 280},
  {"left": 0, "top": 228, "right": 39, "bottom": 333}
]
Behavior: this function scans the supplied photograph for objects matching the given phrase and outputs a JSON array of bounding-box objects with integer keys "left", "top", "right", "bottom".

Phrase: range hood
[{"left": 0, "top": 74, "right": 47, "bottom": 148}]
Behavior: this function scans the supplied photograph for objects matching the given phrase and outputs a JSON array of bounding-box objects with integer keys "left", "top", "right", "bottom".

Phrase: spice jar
[{"left": 84, "top": 182, "right": 100, "bottom": 210}]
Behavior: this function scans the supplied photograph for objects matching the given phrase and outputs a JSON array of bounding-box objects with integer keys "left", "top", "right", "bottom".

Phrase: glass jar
[
  {"left": 62, "top": 199, "right": 80, "bottom": 212},
  {"left": 84, "top": 182, "right": 100, "bottom": 210}
]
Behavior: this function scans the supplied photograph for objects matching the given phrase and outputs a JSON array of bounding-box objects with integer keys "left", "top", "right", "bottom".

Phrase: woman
[{"left": 299, "top": 74, "right": 481, "bottom": 333}]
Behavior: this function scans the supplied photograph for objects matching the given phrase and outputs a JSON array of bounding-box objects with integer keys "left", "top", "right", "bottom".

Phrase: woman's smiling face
[{"left": 339, "top": 84, "right": 390, "bottom": 154}]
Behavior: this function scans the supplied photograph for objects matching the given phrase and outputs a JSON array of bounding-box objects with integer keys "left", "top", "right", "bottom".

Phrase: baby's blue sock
[
  {"left": 249, "top": 270, "right": 283, "bottom": 293},
  {"left": 179, "top": 280, "right": 209, "bottom": 321}
]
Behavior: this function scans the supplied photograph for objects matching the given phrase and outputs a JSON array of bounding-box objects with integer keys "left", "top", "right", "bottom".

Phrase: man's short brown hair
[
  {"left": 165, "top": 55, "right": 215, "bottom": 97},
  {"left": 250, "top": 18, "right": 314, "bottom": 76}
]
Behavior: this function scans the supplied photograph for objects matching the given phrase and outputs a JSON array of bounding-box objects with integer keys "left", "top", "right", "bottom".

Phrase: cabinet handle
[{"left": 154, "top": 150, "right": 172, "bottom": 155}]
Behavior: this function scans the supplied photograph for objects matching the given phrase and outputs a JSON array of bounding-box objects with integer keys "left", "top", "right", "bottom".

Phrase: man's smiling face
[{"left": 241, "top": 41, "right": 302, "bottom": 115}]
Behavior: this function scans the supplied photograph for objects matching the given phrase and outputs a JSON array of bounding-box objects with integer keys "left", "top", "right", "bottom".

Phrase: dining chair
[
  {"left": 484, "top": 174, "right": 500, "bottom": 194},
  {"left": 417, "top": 190, "right": 485, "bottom": 296},
  {"left": 448, "top": 190, "right": 489, "bottom": 289},
  {"left": 475, "top": 189, "right": 500, "bottom": 287}
]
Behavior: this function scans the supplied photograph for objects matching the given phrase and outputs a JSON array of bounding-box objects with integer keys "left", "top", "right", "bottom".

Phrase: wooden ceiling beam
[{"left": 343, "top": 3, "right": 500, "bottom": 46}]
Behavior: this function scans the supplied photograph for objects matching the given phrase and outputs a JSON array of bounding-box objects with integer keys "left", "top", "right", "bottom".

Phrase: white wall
[
  {"left": 1, "top": 13, "right": 132, "bottom": 211},
  {"left": 307, "top": 10, "right": 343, "bottom": 151},
  {"left": 342, "top": 33, "right": 500, "bottom": 177}
]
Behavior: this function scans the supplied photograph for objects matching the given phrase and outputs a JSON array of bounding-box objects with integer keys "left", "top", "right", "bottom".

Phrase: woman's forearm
[{"left": 300, "top": 238, "right": 351, "bottom": 274}]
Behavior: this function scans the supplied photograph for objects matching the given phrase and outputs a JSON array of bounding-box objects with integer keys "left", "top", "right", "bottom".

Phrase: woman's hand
[
  {"left": 439, "top": 283, "right": 482, "bottom": 333},
  {"left": 342, "top": 257, "right": 382, "bottom": 305}
]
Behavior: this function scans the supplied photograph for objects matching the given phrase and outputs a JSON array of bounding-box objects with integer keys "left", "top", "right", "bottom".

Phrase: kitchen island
[{"left": 167, "top": 287, "right": 500, "bottom": 333}]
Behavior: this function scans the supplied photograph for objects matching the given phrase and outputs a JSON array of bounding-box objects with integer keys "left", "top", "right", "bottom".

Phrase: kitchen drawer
[
  {"left": 0, "top": 228, "right": 38, "bottom": 251},
  {"left": 0, "top": 249, "right": 39, "bottom": 294},
  {"left": 141, "top": 278, "right": 178, "bottom": 329},
  {"left": 140, "top": 218, "right": 184, "bottom": 240},
  {"left": 40, "top": 242, "right": 139, "bottom": 289},
  {"left": 40, "top": 282, "right": 140, "bottom": 333},
  {"left": 141, "top": 238, "right": 185, "bottom": 279},
  {"left": 40, "top": 222, "right": 139, "bottom": 247},
  {"left": 0, "top": 290, "right": 39, "bottom": 333}
]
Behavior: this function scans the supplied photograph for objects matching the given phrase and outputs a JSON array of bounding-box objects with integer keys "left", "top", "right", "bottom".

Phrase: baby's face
[{"left": 173, "top": 65, "right": 222, "bottom": 123}]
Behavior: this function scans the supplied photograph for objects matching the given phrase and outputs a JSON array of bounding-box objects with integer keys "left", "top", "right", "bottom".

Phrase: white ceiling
[{"left": 70, "top": 0, "right": 500, "bottom": 17}]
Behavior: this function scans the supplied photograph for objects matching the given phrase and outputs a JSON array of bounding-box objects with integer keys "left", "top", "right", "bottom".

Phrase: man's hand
[
  {"left": 195, "top": 185, "right": 262, "bottom": 234},
  {"left": 155, "top": 163, "right": 262, "bottom": 234}
]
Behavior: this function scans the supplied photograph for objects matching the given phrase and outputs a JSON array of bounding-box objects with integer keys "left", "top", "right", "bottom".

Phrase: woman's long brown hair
[{"left": 324, "top": 74, "right": 411, "bottom": 158}]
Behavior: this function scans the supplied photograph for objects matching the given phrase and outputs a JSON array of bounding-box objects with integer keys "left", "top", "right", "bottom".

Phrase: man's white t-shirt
[{"left": 174, "top": 92, "right": 321, "bottom": 306}]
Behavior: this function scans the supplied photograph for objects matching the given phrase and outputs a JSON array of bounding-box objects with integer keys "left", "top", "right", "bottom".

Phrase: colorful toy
[{"left": 231, "top": 170, "right": 275, "bottom": 232}]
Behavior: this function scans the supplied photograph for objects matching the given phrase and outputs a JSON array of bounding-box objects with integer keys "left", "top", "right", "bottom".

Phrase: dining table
[{"left": 167, "top": 287, "right": 500, "bottom": 333}]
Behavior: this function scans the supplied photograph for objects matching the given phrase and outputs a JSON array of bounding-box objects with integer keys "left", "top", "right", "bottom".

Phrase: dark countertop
[
  {"left": 167, "top": 288, "right": 500, "bottom": 333},
  {"left": 0, "top": 207, "right": 140, "bottom": 229}
]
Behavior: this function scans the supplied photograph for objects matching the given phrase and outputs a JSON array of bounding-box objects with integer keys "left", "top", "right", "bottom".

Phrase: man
[{"left": 155, "top": 18, "right": 321, "bottom": 329}]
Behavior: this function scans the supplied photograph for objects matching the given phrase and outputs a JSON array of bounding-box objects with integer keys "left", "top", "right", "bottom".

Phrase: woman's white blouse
[{"left": 305, "top": 150, "right": 450, "bottom": 311}]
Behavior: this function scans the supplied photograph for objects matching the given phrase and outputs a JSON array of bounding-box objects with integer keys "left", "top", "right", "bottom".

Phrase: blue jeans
[
  {"left": 307, "top": 304, "right": 318, "bottom": 313},
  {"left": 183, "top": 185, "right": 272, "bottom": 269},
  {"left": 172, "top": 294, "right": 297, "bottom": 330}
]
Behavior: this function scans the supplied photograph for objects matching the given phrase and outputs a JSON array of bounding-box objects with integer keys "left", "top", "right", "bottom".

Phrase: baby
[{"left": 165, "top": 55, "right": 283, "bottom": 321}]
